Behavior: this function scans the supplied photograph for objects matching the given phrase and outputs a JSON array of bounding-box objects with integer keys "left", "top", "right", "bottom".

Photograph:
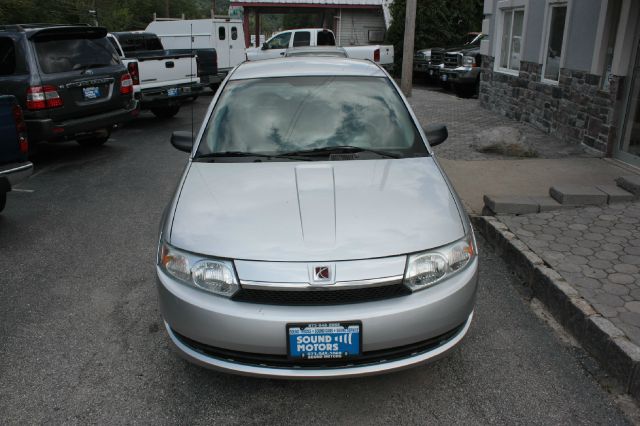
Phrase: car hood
[{"left": 170, "top": 157, "right": 465, "bottom": 261}]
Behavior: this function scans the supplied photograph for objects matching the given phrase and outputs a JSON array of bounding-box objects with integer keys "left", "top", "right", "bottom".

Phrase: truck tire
[
  {"left": 454, "top": 82, "right": 479, "bottom": 99},
  {"left": 0, "top": 191, "right": 7, "bottom": 213},
  {"left": 76, "top": 129, "right": 111, "bottom": 147},
  {"left": 151, "top": 106, "right": 181, "bottom": 119}
]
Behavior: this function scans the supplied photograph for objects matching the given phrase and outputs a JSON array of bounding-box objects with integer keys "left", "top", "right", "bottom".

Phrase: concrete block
[
  {"left": 616, "top": 175, "right": 640, "bottom": 197},
  {"left": 530, "top": 196, "right": 563, "bottom": 212},
  {"left": 483, "top": 195, "right": 539, "bottom": 214},
  {"left": 595, "top": 184, "right": 634, "bottom": 203},
  {"left": 549, "top": 185, "right": 607, "bottom": 205}
]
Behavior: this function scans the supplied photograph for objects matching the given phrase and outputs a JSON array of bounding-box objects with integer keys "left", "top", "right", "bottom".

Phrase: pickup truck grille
[
  {"left": 444, "top": 53, "right": 461, "bottom": 67},
  {"left": 430, "top": 51, "right": 443, "bottom": 65}
]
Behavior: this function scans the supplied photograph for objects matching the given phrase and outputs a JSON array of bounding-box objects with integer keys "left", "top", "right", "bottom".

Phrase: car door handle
[{"left": 280, "top": 52, "right": 285, "bottom": 56}]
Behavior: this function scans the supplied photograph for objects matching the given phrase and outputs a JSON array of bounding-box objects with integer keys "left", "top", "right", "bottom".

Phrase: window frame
[
  {"left": 540, "top": 0, "right": 570, "bottom": 85},
  {"left": 494, "top": 0, "right": 529, "bottom": 76}
]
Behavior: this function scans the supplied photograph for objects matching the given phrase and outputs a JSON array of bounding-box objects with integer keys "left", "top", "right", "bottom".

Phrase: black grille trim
[
  {"left": 173, "top": 322, "right": 466, "bottom": 369},
  {"left": 232, "top": 283, "right": 412, "bottom": 306},
  {"left": 430, "top": 51, "right": 444, "bottom": 65},
  {"left": 444, "top": 53, "right": 461, "bottom": 67}
]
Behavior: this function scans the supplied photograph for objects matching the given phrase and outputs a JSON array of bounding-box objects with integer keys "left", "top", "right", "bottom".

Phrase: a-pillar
[{"left": 243, "top": 8, "right": 251, "bottom": 48}]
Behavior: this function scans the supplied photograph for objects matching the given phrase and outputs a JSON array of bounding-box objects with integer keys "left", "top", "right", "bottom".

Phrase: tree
[{"left": 386, "top": 0, "right": 483, "bottom": 74}]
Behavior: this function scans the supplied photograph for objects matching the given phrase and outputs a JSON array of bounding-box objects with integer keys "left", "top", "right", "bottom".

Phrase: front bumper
[
  {"left": 25, "top": 102, "right": 137, "bottom": 143},
  {"left": 157, "top": 257, "right": 478, "bottom": 378},
  {"left": 440, "top": 67, "right": 480, "bottom": 85}
]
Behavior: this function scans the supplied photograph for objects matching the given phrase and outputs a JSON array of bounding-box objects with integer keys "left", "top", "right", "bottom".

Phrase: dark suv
[{"left": 0, "top": 24, "right": 137, "bottom": 147}]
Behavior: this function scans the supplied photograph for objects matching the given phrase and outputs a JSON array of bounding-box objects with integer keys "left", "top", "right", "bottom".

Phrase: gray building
[{"left": 480, "top": 0, "right": 640, "bottom": 167}]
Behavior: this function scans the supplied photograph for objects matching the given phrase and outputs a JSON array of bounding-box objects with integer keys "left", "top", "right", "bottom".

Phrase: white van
[{"left": 146, "top": 18, "right": 246, "bottom": 78}]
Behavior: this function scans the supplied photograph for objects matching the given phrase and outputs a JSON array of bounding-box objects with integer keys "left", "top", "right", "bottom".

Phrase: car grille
[
  {"left": 172, "top": 322, "right": 465, "bottom": 368},
  {"left": 430, "top": 51, "right": 443, "bottom": 65},
  {"left": 232, "top": 283, "right": 412, "bottom": 306},
  {"left": 444, "top": 53, "right": 461, "bottom": 67}
]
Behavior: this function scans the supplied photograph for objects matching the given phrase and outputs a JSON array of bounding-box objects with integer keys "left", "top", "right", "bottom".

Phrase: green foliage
[
  {"left": 386, "top": 0, "right": 484, "bottom": 74},
  {"left": 0, "top": 0, "right": 231, "bottom": 31}
]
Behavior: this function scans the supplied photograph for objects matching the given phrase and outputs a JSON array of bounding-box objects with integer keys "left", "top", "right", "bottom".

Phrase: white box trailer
[{"left": 146, "top": 18, "right": 246, "bottom": 77}]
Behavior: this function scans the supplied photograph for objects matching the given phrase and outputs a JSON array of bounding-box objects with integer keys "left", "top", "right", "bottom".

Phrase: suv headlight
[
  {"left": 404, "top": 234, "right": 476, "bottom": 291},
  {"left": 462, "top": 56, "right": 475, "bottom": 67},
  {"left": 159, "top": 242, "right": 239, "bottom": 297}
]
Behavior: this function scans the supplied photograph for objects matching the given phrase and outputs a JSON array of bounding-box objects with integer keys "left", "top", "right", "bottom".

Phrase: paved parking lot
[{"left": 0, "top": 92, "right": 635, "bottom": 424}]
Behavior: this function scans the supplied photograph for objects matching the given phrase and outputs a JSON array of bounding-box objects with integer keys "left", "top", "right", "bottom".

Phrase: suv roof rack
[{"left": 0, "top": 23, "right": 91, "bottom": 32}]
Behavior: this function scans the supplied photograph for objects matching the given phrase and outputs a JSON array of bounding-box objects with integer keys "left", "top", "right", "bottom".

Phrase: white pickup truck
[
  {"left": 108, "top": 32, "right": 204, "bottom": 119},
  {"left": 246, "top": 29, "right": 394, "bottom": 70}
]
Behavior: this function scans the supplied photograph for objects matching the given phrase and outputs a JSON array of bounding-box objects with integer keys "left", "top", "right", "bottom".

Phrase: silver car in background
[{"left": 157, "top": 57, "right": 478, "bottom": 378}]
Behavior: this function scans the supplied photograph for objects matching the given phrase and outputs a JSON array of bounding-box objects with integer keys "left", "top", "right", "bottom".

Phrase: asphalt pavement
[{"left": 0, "top": 95, "right": 634, "bottom": 424}]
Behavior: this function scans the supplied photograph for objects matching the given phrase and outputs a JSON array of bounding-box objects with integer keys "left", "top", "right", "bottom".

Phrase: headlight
[
  {"left": 404, "top": 235, "right": 476, "bottom": 291},
  {"left": 463, "top": 56, "right": 475, "bottom": 67},
  {"left": 159, "top": 242, "right": 239, "bottom": 297}
]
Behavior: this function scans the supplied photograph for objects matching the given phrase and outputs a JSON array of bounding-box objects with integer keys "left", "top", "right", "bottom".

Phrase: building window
[
  {"left": 600, "top": 0, "right": 622, "bottom": 91},
  {"left": 542, "top": 3, "right": 568, "bottom": 82},
  {"left": 497, "top": 9, "right": 525, "bottom": 72}
]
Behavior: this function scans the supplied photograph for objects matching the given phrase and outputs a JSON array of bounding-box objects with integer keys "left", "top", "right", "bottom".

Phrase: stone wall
[{"left": 479, "top": 55, "right": 621, "bottom": 154}]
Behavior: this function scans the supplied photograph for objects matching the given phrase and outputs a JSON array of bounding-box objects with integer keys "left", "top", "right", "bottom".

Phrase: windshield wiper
[
  {"left": 194, "top": 151, "right": 312, "bottom": 161},
  {"left": 280, "top": 145, "right": 400, "bottom": 159}
]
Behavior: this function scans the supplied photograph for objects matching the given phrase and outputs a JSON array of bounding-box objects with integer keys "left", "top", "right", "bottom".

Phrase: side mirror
[
  {"left": 171, "top": 131, "right": 194, "bottom": 153},
  {"left": 423, "top": 124, "right": 448, "bottom": 147},
  {"left": 261, "top": 44, "right": 268, "bottom": 50}
]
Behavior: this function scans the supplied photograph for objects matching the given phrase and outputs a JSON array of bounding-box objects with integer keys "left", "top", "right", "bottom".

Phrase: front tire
[
  {"left": 151, "top": 106, "right": 180, "bottom": 119},
  {"left": 0, "top": 191, "right": 7, "bottom": 213},
  {"left": 76, "top": 129, "right": 111, "bottom": 147}
]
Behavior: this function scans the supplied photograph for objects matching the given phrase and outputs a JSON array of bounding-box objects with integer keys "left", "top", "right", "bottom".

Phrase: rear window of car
[
  {"left": 34, "top": 37, "right": 119, "bottom": 74},
  {"left": 0, "top": 37, "right": 17, "bottom": 75},
  {"left": 197, "top": 76, "right": 425, "bottom": 159},
  {"left": 117, "top": 35, "right": 163, "bottom": 53},
  {"left": 317, "top": 30, "right": 335, "bottom": 46}
]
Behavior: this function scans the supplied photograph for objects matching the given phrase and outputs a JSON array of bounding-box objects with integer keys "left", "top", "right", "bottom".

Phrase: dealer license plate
[
  {"left": 288, "top": 322, "right": 361, "bottom": 360},
  {"left": 167, "top": 87, "right": 179, "bottom": 97},
  {"left": 82, "top": 86, "right": 101, "bottom": 100}
]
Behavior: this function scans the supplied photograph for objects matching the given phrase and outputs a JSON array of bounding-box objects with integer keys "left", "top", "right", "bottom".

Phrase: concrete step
[
  {"left": 616, "top": 175, "right": 640, "bottom": 197},
  {"left": 549, "top": 185, "right": 607, "bottom": 205},
  {"left": 595, "top": 184, "right": 634, "bottom": 203},
  {"left": 483, "top": 195, "right": 539, "bottom": 215}
]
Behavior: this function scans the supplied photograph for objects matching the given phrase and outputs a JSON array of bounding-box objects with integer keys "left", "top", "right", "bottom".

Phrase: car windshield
[
  {"left": 34, "top": 37, "right": 119, "bottom": 74},
  {"left": 196, "top": 76, "right": 426, "bottom": 161}
]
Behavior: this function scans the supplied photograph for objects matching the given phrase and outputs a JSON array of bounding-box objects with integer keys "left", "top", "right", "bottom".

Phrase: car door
[
  {"left": 214, "top": 22, "right": 230, "bottom": 69},
  {"left": 228, "top": 24, "right": 245, "bottom": 67},
  {"left": 291, "top": 30, "right": 311, "bottom": 48},
  {"left": 261, "top": 31, "right": 292, "bottom": 59}
]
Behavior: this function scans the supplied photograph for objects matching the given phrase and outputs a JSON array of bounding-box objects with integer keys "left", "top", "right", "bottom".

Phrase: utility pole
[
  {"left": 165, "top": 0, "right": 170, "bottom": 18},
  {"left": 400, "top": 0, "right": 417, "bottom": 97},
  {"left": 211, "top": 0, "right": 217, "bottom": 18}
]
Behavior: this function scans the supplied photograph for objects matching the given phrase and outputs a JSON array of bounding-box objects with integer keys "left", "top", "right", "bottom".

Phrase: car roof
[{"left": 230, "top": 57, "right": 386, "bottom": 80}]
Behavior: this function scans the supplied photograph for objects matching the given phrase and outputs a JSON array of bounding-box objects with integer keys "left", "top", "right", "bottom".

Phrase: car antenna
[{"left": 190, "top": 23, "right": 194, "bottom": 146}]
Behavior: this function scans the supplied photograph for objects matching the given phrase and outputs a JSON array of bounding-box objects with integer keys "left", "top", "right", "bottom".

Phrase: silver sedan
[{"left": 157, "top": 57, "right": 478, "bottom": 378}]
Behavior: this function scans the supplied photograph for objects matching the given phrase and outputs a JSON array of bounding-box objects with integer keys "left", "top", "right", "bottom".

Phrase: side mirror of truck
[
  {"left": 261, "top": 44, "right": 268, "bottom": 50},
  {"left": 423, "top": 124, "right": 448, "bottom": 147},
  {"left": 171, "top": 131, "right": 194, "bottom": 153}
]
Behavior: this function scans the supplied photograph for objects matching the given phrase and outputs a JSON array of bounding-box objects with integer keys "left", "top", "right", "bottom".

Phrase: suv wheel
[
  {"left": 151, "top": 106, "right": 181, "bottom": 119},
  {"left": 76, "top": 129, "right": 111, "bottom": 147}
]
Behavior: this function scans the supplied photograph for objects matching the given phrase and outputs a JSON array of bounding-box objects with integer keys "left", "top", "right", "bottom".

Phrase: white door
[
  {"left": 214, "top": 22, "right": 230, "bottom": 69},
  {"left": 260, "top": 31, "right": 292, "bottom": 59},
  {"left": 228, "top": 24, "right": 245, "bottom": 67}
]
